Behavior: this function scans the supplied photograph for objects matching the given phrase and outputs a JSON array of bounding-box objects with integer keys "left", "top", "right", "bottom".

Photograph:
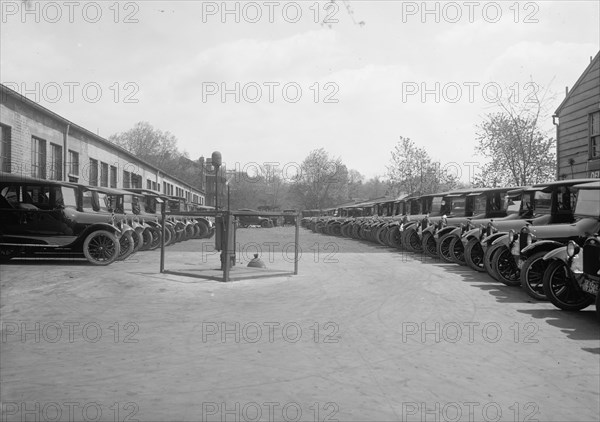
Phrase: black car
[
  {"left": 236, "top": 209, "right": 273, "bottom": 228},
  {"left": 0, "top": 173, "right": 122, "bottom": 265}
]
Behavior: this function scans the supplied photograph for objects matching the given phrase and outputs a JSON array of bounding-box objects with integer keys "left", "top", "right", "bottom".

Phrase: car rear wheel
[
  {"left": 465, "top": 238, "right": 485, "bottom": 272},
  {"left": 83, "top": 230, "right": 120, "bottom": 265},
  {"left": 543, "top": 260, "right": 593, "bottom": 311},
  {"left": 520, "top": 251, "right": 550, "bottom": 300}
]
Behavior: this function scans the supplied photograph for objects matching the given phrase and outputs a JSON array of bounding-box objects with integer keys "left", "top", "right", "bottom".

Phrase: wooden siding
[{"left": 556, "top": 53, "right": 600, "bottom": 179}]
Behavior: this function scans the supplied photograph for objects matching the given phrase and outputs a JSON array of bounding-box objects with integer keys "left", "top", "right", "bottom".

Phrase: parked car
[
  {"left": 511, "top": 181, "right": 600, "bottom": 300},
  {"left": 283, "top": 209, "right": 297, "bottom": 225},
  {"left": 542, "top": 235, "right": 599, "bottom": 318},
  {"left": 0, "top": 173, "right": 121, "bottom": 265},
  {"left": 236, "top": 209, "right": 273, "bottom": 228},
  {"left": 484, "top": 179, "right": 597, "bottom": 285}
]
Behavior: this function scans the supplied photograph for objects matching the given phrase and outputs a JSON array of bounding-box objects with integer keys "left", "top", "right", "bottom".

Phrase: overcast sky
[{"left": 1, "top": 0, "right": 598, "bottom": 181}]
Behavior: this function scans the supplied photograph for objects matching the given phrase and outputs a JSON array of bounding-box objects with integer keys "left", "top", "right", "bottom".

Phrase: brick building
[
  {"left": 554, "top": 51, "right": 600, "bottom": 179},
  {"left": 0, "top": 84, "right": 206, "bottom": 205}
]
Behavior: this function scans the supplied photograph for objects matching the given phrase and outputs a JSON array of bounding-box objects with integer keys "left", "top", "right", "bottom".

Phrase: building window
[
  {"left": 152, "top": 181, "right": 156, "bottom": 191},
  {"left": 89, "top": 158, "right": 99, "bottom": 186},
  {"left": 123, "top": 170, "right": 131, "bottom": 188},
  {"left": 591, "top": 111, "right": 600, "bottom": 159},
  {"left": 0, "top": 124, "right": 11, "bottom": 172},
  {"left": 31, "top": 136, "right": 46, "bottom": 179},
  {"left": 131, "top": 174, "right": 142, "bottom": 188},
  {"left": 68, "top": 150, "right": 79, "bottom": 176},
  {"left": 48, "top": 143, "right": 63, "bottom": 180},
  {"left": 100, "top": 162, "right": 109, "bottom": 187},
  {"left": 110, "top": 166, "right": 117, "bottom": 188},
  {"left": 147, "top": 179, "right": 152, "bottom": 189}
]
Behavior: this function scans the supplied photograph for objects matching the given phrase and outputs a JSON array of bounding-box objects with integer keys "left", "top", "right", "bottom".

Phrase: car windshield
[
  {"left": 144, "top": 196, "right": 157, "bottom": 214},
  {"left": 504, "top": 193, "right": 522, "bottom": 214},
  {"left": 575, "top": 189, "right": 600, "bottom": 217},
  {"left": 534, "top": 191, "right": 552, "bottom": 214},
  {"left": 409, "top": 200, "right": 420, "bottom": 214},
  {"left": 451, "top": 197, "right": 467, "bottom": 216},
  {"left": 96, "top": 192, "right": 113, "bottom": 213},
  {"left": 472, "top": 195, "right": 487, "bottom": 215},
  {"left": 430, "top": 197, "right": 443, "bottom": 214}
]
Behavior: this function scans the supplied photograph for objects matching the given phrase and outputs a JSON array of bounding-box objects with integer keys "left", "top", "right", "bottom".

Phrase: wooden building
[{"left": 554, "top": 51, "right": 600, "bottom": 179}]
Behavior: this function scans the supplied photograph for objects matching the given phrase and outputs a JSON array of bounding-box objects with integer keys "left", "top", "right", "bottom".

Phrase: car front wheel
[
  {"left": 83, "top": 230, "right": 120, "bottom": 265},
  {"left": 520, "top": 251, "right": 550, "bottom": 300},
  {"left": 543, "top": 260, "right": 593, "bottom": 311}
]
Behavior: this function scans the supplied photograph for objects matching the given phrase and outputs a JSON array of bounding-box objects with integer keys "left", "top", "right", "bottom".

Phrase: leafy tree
[
  {"left": 289, "top": 148, "right": 349, "bottom": 209},
  {"left": 108, "top": 121, "right": 205, "bottom": 188},
  {"left": 387, "top": 137, "right": 459, "bottom": 196},
  {"left": 474, "top": 85, "right": 556, "bottom": 186}
]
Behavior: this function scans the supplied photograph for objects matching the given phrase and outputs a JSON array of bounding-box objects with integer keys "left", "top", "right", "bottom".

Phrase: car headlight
[
  {"left": 507, "top": 229, "right": 515, "bottom": 246},
  {"left": 566, "top": 241, "right": 580, "bottom": 258},
  {"left": 526, "top": 233, "right": 536, "bottom": 246}
]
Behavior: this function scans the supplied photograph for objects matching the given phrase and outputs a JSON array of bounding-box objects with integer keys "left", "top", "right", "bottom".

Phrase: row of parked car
[
  {"left": 0, "top": 173, "right": 214, "bottom": 265},
  {"left": 302, "top": 179, "right": 600, "bottom": 319}
]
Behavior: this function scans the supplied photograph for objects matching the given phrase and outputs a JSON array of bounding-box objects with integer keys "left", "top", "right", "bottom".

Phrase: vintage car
[
  {"left": 542, "top": 235, "right": 599, "bottom": 317},
  {"left": 420, "top": 187, "right": 515, "bottom": 262},
  {"left": 460, "top": 187, "right": 531, "bottom": 272},
  {"left": 236, "top": 209, "right": 273, "bottom": 228},
  {"left": 78, "top": 185, "right": 137, "bottom": 261},
  {"left": 283, "top": 209, "right": 297, "bottom": 225},
  {"left": 483, "top": 179, "right": 596, "bottom": 285},
  {"left": 0, "top": 173, "right": 121, "bottom": 265},
  {"left": 510, "top": 181, "right": 600, "bottom": 300}
]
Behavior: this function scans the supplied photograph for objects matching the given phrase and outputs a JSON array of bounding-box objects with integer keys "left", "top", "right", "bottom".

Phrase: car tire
[
  {"left": 140, "top": 228, "right": 153, "bottom": 251},
  {"left": 449, "top": 236, "right": 466, "bottom": 264},
  {"left": 118, "top": 231, "right": 135, "bottom": 260},
  {"left": 131, "top": 230, "right": 144, "bottom": 253},
  {"left": 404, "top": 227, "right": 422, "bottom": 252},
  {"left": 484, "top": 243, "right": 505, "bottom": 281},
  {"left": 465, "top": 238, "right": 485, "bottom": 272},
  {"left": 83, "top": 230, "right": 120, "bottom": 265},
  {"left": 422, "top": 232, "right": 437, "bottom": 257},
  {"left": 520, "top": 251, "right": 550, "bottom": 300},
  {"left": 492, "top": 244, "right": 521, "bottom": 286},
  {"left": 543, "top": 260, "right": 593, "bottom": 311},
  {"left": 147, "top": 227, "right": 162, "bottom": 250},
  {"left": 436, "top": 233, "right": 455, "bottom": 263},
  {"left": 261, "top": 220, "right": 271, "bottom": 228}
]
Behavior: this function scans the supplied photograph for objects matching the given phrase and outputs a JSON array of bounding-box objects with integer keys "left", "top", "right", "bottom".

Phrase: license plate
[{"left": 581, "top": 279, "right": 599, "bottom": 295}]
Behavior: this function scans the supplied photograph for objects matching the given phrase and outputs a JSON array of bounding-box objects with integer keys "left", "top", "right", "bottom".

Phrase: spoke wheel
[
  {"left": 118, "top": 232, "right": 135, "bottom": 260},
  {"left": 543, "top": 260, "right": 593, "bottom": 311},
  {"left": 520, "top": 251, "right": 550, "bottom": 300},
  {"left": 83, "top": 230, "right": 120, "bottom": 265},
  {"left": 148, "top": 227, "right": 162, "bottom": 250},
  {"left": 422, "top": 232, "right": 437, "bottom": 257},
  {"left": 140, "top": 229, "right": 153, "bottom": 251},
  {"left": 493, "top": 245, "right": 521, "bottom": 286},
  {"left": 450, "top": 236, "right": 466, "bottom": 264},
  {"left": 465, "top": 238, "right": 485, "bottom": 272},
  {"left": 436, "top": 233, "right": 455, "bottom": 263},
  {"left": 484, "top": 243, "right": 505, "bottom": 280},
  {"left": 406, "top": 229, "right": 422, "bottom": 253}
]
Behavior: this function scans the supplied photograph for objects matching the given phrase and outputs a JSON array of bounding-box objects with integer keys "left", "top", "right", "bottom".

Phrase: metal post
[
  {"left": 294, "top": 212, "right": 300, "bottom": 275},
  {"left": 223, "top": 211, "right": 231, "bottom": 282},
  {"left": 160, "top": 202, "right": 166, "bottom": 273}
]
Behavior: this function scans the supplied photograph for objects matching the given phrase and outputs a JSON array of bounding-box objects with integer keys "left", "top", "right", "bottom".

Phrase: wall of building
[
  {"left": 556, "top": 54, "right": 600, "bottom": 179},
  {"left": 0, "top": 86, "right": 205, "bottom": 205}
]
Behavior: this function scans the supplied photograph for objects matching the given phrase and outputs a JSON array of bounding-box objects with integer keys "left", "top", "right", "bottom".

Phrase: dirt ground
[{"left": 1, "top": 226, "right": 599, "bottom": 421}]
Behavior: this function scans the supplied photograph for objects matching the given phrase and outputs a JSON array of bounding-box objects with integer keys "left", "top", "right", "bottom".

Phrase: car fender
[
  {"left": 438, "top": 226, "right": 460, "bottom": 238},
  {"left": 543, "top": 246, "right": 568, "bottom": 263},
  {"left": 422, "top": 225, "right": 436, "bottom": 236},
  {"left": 521, "top": 240, "right": 564, "bottom": 259},
  {"left": 490, "top": 233, "right": 509, "bottom": 246}
]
